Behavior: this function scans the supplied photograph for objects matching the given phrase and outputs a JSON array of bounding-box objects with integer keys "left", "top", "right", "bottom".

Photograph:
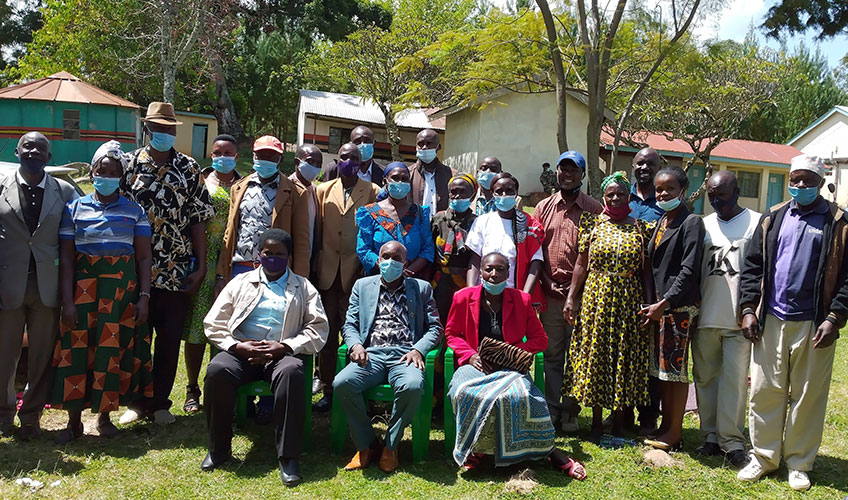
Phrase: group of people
[{"left": 0, "top": 101, "right": 844, "bottom": 492}]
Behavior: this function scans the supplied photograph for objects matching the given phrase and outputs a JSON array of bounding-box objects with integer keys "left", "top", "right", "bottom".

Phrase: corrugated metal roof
[
  {"left": 0, "top": 72, "right": 139, "bottom": 109},
  {"left": 602, "top": 131, "right": 801, "bottom": 166},
  {"left": 299, "top": 89, "right": 445, "bottom": 130}
]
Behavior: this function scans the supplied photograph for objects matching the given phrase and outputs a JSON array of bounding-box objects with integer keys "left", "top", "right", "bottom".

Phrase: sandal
[
  {"left": 183, "top": 385, "right": 201, "bottom": 414},
  {"left": 548, "top": 456, "right": 587, "bottom": 480},
  {"left": 96, "top": 416, "right": 119, "bottom": 438},
  {"left": 461, "top": 453, "right": 484, "bottom": 470}
]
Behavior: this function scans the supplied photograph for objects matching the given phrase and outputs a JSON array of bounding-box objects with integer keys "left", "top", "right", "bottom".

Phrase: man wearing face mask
[
  {"left": 322, "top": 126, "right": 385, "bottom": 185},
  {"left": 533, "top": 151, "right": 602, "bottom": 433},
  {"left": 288, "top": 144, "right": 323, "bottom": 272},
  {"left": 120, "top": 102, "right": 214, "bottom": 425},
  {"left": 471, "top": 156, "right": 524, "bottom": 215},
  {"left": 409, "top": 128, "right": 456, "bottom": 219},
  {"left": 692, "top": 171, "right": 760, "bottom": 468},
  {"left": 334, "top": 241, "right": 442, "bottom": 473},
  {"left": 737, "top": 155, "right": 848, "bottom": 491},
  {"left": 312, "top": 143, "right": 380, "bottom": 412},
  {"left": 0, "top": 132, "right": 77, "bottom": 440},
  {"left": 629, "top": 147, "right": 663, "bottom": 223}
]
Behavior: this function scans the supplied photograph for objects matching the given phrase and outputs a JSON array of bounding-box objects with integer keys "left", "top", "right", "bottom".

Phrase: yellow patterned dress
[{"left": 565, "top": 213, "right": 653, "bottom": 410}]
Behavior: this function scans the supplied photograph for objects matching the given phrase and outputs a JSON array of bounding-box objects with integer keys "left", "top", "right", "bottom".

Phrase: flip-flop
[
  {"left": 183, "top": 386, "right": 201, "bottom": 414},
  {"left": 461, "top": 453, "right": 484, "bottom": 470},
  {"left": 549, "top": 456, "right": 587, "bottom": 480}
]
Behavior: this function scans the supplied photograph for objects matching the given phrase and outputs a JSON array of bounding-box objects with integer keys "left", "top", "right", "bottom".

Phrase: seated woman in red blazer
[{"left": 445, "top": 252, "right": 585, "bottom": 478}]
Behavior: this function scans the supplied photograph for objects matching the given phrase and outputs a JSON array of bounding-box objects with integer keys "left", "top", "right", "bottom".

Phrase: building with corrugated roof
[
  {"left": 296, "top": 89, "right": 445, "bottom": 164},
  {"left": 0, "top": 72, "right": 141, "bottom": 165},
  {"left": 787, "top": 105, "right": 848, "bottom": 207}
]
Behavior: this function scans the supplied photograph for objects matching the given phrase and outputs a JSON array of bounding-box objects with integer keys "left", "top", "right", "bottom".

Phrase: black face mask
[
  {"left": 709, "top": 193, "right": 738, "bottom": 213},
  {"left": 19, "top": 155, "right": 47, "bottom": 174},
  {"left": 560, "top": 183, "right": 582, "bottom": 196}
]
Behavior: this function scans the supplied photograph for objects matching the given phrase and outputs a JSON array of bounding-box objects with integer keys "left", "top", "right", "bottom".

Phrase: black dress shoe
[
  {"left": 727, "top": 449, "right": 751, "bottom": 469},
  {"left": 17, "top": 423, "right": 41, "bottom": 442},
  {"left": 312, "top": 394, "right": 332, "bottom": 413},
  {"left": 279, "top": 458, "right": 302, "bottom": 486},
  {"left": 201, "top": 452, "right": 231, "bottom": 472},
  {"left": 696, "top": 442, "right": 723, "bottom": 456}
]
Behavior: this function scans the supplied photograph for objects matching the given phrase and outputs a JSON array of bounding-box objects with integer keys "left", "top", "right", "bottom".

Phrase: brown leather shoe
[
  {"left": 344, "top": 449, "right": 373, "bottom": 471},
  {"left": 379, "top": 447, "right": 399, "bottom": 473}
]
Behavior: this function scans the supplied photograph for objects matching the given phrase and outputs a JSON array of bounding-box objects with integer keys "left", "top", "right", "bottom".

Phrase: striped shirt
[
  {"left": 369, "top": 282, "right": 412, "bottom": 347},
  {"left": 59, "top": 194, "right": 151, "bottom": 256}
]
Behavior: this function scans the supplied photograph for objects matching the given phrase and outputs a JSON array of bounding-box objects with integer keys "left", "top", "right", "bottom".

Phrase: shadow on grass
[{"left": 0, "top": 439, "right": 86, "bottom": 478}]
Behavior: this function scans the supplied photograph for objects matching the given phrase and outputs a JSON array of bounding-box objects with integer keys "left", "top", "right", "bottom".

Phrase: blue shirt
[
  {"left": 767, "top": 198, "right": 827, "bottom": 321},
  {"left": 237, "top": 269, "right": 289, "bottom": 341},
  {"left": 59, "top": 194, "right": 151, "bottom": 256},
  {"left": 629, "top": 185, "right": 663, "bottom": 222}
]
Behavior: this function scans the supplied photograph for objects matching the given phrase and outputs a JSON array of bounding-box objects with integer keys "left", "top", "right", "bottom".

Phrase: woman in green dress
[
  {"left": 563, "top": 171, "right": 654, "bottom": 440},
  {"left": 182, "top": 134, "right": 240, "bottom": 413}
]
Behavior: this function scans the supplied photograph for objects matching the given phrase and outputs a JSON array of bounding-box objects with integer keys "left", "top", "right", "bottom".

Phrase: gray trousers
[{"left": 540, "top": 296, "right": 579, "bottom": 421}]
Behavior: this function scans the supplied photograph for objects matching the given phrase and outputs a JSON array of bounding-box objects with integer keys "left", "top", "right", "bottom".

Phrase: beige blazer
[
  {"left": 204, "top": 269, "right": 329, "bottom": 354},
  {"left": 315, "top": 178, "right": 379, "bottom": 293},
  {"left": 0, "top": 171, "right": 77, "bottom": 309}
]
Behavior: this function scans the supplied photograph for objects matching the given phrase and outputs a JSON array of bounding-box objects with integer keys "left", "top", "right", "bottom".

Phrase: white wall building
[{"left": 787, "top": 105, "right": 848, "bottom": 206}]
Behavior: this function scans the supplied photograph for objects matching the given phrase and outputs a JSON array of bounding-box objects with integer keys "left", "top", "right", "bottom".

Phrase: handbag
[{"left": 478, "top": 336, "right": 534, "bottom": 374}]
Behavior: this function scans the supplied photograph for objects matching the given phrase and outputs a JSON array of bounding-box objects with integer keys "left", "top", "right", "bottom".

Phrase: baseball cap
[
  {"left": 253, "top": 135, "right": 284, "bottom": 154},
  {"left": 557, "top": 150, "right": 586, "bottom": 170}
]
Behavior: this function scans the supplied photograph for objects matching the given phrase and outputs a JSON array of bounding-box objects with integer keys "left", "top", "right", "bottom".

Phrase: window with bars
[
  {"left": 63, "top": 109, "right": 80, "bottom": 140},
  {"left": 736, "top": 171, "right": 761, "bottom": 198},
  {"left": 328, "top": 126, "right": 352, "bottom": 155}
]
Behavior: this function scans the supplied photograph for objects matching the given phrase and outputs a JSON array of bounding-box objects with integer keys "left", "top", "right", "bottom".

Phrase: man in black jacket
[{"left": 736, "top": 154, "right": 848, "bottom": 491}]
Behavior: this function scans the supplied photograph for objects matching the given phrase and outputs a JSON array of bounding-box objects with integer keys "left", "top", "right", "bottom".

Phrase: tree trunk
[
  {"left": 383, "top": 109, "right": 402, "bottom": 161},
  {"left": 163, "top": 64, "right": 176, "bottom": 104},
  {"left": 536, "top": 0, "right": 568, "bottom": 152},
  {"left": 209, "top": 51, "right": 245, "bottom": 141}
]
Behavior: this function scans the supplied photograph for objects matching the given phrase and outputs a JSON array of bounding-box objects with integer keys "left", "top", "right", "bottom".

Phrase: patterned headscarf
[
  {"left": 449, "top": 172, "right": 478, "bottom": 193},
  {"left": 383, "top": 161, "right": 409, "bottom": 179},
  {"left": 91, "top": 140, "right": 128, "bottom": 171},
  {"left": 601, "top": 171, "right": 631, "bottom": 193}
]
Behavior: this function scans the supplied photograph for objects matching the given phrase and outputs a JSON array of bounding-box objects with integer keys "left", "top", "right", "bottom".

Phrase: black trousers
[
  {"left": 205, "top": 351, "right": 305, "bottom": 459},
  {"left": 144, "top": 288, "right": 191, "bottom": 411}
]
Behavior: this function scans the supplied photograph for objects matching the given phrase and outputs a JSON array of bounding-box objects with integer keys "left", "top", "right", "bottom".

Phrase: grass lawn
[{"left": 2, "top": 338, "right": 847, "bottom": 499}]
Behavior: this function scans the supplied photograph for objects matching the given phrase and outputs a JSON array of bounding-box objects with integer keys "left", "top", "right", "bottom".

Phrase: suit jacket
[
  {"left": 216, "top": 173, "right": 311, "bottom": 280},
  {"left": 409, "top": 160, "right": 456, "bottom": 213},
  {"left": 315, "top": 177, "right": 379, "bottom": 292},
  {"left": 0, "top": 171, "right": 77, "bottom": 309},
  {"left": 322, "top": 159, "right": 384, "bottom": 186},
  {"left": 289, "top": 174, "right": 321, "bottom": 272},
  {"left": 445, "top": 286, "right": 548, "bottom": 366},
  {"left": 342, "top": 275, "right": 443, "bottom": 356},
  {"left": 647, "top": 205, "right": 705, "bottom": 309}
]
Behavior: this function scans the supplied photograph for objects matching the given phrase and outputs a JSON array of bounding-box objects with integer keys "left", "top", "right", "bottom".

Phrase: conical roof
[{"left": 0, "top": 72, "right": 139, "bottom": 108}]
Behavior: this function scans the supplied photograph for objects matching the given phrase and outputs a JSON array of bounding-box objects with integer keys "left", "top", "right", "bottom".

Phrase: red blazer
[{"left": 445, "top": 285, "right": 548, "bottom": 367}]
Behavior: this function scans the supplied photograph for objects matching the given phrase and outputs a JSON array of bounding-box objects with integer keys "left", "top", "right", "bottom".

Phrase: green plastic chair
[
  {"left": 233, "top": 354, "right": 314, "bottom": 452},
  {"left": 330, "top": 344, "right": 438, "bottom": 462},
  {"left": 443, "top": 346, "right": 545, "bottom": 458}
]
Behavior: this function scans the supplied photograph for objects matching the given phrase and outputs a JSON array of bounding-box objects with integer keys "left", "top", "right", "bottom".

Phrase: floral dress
[
  {"left": 565, "top": 213, "right": 653, "bottom": 410},
  {"left": 183, "top": 179, "right": 232, "bottom": 344}
]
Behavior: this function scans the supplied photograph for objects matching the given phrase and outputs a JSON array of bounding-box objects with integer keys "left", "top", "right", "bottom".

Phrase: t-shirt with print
[{"left": 699, "top": 208, "right": 761, "bottom": 330}]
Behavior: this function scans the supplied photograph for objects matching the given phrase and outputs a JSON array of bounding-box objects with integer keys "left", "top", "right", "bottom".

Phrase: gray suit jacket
[
  {"left": 0, "top": 171, "right": 77, "bottom": 309},
  {"left": 342, "top": 275, "right": 443, "bottom": 355}
]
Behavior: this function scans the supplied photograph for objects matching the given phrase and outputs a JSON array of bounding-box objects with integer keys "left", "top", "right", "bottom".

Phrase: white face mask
[{"left": 297, "top": 160, "right": 321, "bottom": 181}]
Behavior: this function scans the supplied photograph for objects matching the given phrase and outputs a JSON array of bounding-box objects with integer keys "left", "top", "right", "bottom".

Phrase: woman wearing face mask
[
  {"left": 181, "top": 134, "right": 241, "bottom": 414},
  {"left": 563, "top": 172, "right": 655, "bottom": 441},
  {"left": 355, "top": 162, "right": 435, "bottom": 279},
  {"left": 640, "top": 166, "right": 705, "bottom": 451},
  {"left": 466, "top": 172, "right": 546, "bottom": 311},
  {"left": 431, "top": 173, "right": 478, "bottom": 323},
  {"left": 52, "top": 141, "right": 154, "bottom": 444},
  {"left": 445, "top": 252, "right": 585, "bottom": 478}
]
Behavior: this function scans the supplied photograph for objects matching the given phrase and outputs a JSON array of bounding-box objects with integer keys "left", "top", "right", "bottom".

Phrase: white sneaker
[
  {"left": 118, "top": 409, "right": 142, "bottom": 425},
  {"left": 312, "top": 377, "right": 324, "bottom": 395},
  {"left": 561, "top": 415, "right": 579, "bottom": 434},
  {"left": 153, "top": 409, "right": 176, "bottom": 425},
  {"left": 788, "top": 469, "right": 811, "bottom": 491},
  {"left": 737, "top": 457, "right": 767, "bottom": 482}
]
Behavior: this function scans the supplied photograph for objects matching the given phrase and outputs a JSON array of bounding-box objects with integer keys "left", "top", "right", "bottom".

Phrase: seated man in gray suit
[
  {"left": 0, "top": 132, "right": 77, "bottom": 440},
  {"left": 334, "top": 241, "right": 442, "bottom": 473}
]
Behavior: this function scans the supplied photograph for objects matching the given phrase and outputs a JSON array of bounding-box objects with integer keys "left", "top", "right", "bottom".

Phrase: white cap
[{"left": 790, "top": 154, "right": 825, "bottom": 178}]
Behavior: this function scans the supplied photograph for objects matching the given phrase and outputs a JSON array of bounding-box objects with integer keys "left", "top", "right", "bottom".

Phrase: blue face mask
[
  {"left": 387, "top": 181, "right": 411, "bottom": 199},
  {"left": 297, "top": 160, "right": 322, "bottom": 182},
  {"left": 494, "top": 195, "right": 517, "bottom": 212},
  {"left": 149, "top": 131, "right": 175, "bottom": 152},
  {"left": 657, "top": 197, "right": 681, "bottom": 212},
  {"left": 449, "top": 198, "right": 472, "bottom": 213},
  {"left": 477, "top": 171, "right": 496, "bottom": 190},
  {"left": 482, "top": 279, "right": 508, "bottom": 295},
  {"left": 253, "top": 159, "right": 279, "bottom": 179},
  {"left": 211, "top": 156, "right": 236, "bottom": 174},
  {"left": 788, "top": 186, "right": 819, "bottom": 206},
  {"left": 416, "top": 148, "right": 437, "bottom": 164},
  {"left": 379, "top": 258, "right": 404, "bottom": 282},
  {"left": 92, "top": 176, "right": 121, "bottom": 196},
  {"left": 357, "top": 143, "right": 374, "bottom": 162}
]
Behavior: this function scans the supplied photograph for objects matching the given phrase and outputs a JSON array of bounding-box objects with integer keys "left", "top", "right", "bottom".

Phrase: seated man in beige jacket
[{"left": 202, "top": 228, "right": 329, "bottom": 487}]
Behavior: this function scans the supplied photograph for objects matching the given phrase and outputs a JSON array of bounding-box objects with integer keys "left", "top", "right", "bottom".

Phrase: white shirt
[
  {"left": 699, "top": 208, "right": 761, "bottom": 330},
  {"left": 357, "top": 162, "right": 372, "bottom": 183},
  {"left": 466, "top": 212, "right": 544, "bottom": 288},
  {"left": 422, "top": 169, "right": 437, "bottom": 220}
]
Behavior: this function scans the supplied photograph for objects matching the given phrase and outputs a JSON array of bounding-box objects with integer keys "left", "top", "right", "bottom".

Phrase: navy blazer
[{"left": 342, "top": 275, "right": 443, "bottom": 355}]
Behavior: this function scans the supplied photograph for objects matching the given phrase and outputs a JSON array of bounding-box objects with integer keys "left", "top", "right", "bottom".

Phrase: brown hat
[{"left": 142, "top": 102, "right": 183, "bottom": 125}]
